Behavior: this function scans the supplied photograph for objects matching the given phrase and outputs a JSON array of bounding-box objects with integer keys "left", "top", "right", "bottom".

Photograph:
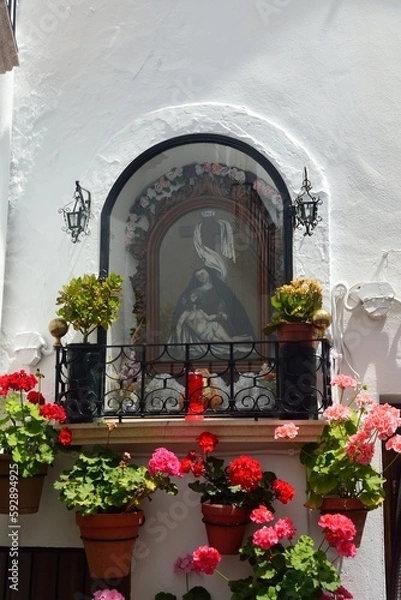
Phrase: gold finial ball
[
  {"left": 48, "top": 318, "right": 69, "bottom": 347},
  {"left": 312, "top": 309, "right": 332, "bottom": 332}
]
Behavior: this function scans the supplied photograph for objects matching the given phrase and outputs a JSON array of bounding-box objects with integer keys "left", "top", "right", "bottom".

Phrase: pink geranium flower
[
  {"left": 173, "top": 553, "right": 195, "bottom": 574},
  {"left": 331, "top": 538, "right": 357, "bottom": 558},
  {"left": 385, "top": 434, "right": 401, "bottom": 453},
  {"left": 362, "top": 403, "right": 401, "bottom": 439},
  {"left": 191, "top": 545, "right": 221, "bottom": 575},
  {"left": 323, "top": 405, "right": 352, "bottom": 422},
  {"left": 274, "top": 517, "right": 296, "bottom": 540},
  {"left": 345, "top": 432, "right": 375, "bottom": 465},
  {"left": 274, "top": 423, "right": 299, "bottom": 439},
  {"left": 93, "top": 590, "right": 125, "bottom": 600},
  {"left": 354, "top": 393, "right": 376, "bottom": 409},
  {"left": 250, "top": 505, "right": 275, "bottom": 524},
  {"left": 148, "top": 447, "right": 183, "bottom": 477},
  {"left": 318, "top": 513, "right": 356, "bottom": 542},
  {"left": 331, "top": 374, "right": 358, "bottom": 390},
  {"left": 320, "top": 587, "right": 354, "bottom": 600},
  {"left": 252, "top": 526, "right": 279, "bottom": 550}
]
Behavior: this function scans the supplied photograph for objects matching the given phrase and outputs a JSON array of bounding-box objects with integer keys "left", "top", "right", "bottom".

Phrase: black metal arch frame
[{"left": 99, "top": 133, "right": 294, "bottom": 280}]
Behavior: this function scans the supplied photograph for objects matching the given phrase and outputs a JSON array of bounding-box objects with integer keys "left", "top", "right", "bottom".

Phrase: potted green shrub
[
  {"left": 54, "top": 425, "right": 182, "bottom": 579},
  {"left": 263, "top": 277, "right": 324, "bottom": 339},
  {"left": 263, "top": 278, "right": 329, "bottom": 419},
  {"left": 56, "top": 272, "right": 123, "bottom": 343},
  {"left": 55, "top": 272, "right": 123, "bottom": 422}
]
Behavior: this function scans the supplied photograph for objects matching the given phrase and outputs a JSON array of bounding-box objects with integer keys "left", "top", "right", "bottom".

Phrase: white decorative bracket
[{"left": 13, "top": 331, "right": 52, "bottom": 366}]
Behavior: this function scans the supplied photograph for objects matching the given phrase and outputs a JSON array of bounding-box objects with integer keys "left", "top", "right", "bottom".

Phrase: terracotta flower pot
[
  {"left": 0, "top": 455, "right": 48, "bottom": 514},
  {"left": 76, "top": 510, "right": 144, "bottom": 579},
  {"left": 319, "top": 496, "right": 368, "bottom": 547},
  {"left": 201, "top": 503, "right": 251, "bottom": 555},
  {"left": 276, "top": 323, "right": 317, "bottom": 347}
]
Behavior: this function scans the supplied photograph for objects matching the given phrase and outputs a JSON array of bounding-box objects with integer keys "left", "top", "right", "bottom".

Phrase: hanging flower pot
[
  {"left": 201, "top": 503, "right": 251, "bottom": 555},
  {"left": 0, "top": 455, "right": 48, "bottom": 514},
  {"left": 319, "top": 497, "right": 368, "bottom": 548},
  {"left": 76, "top": 510, "right": 145, "bottom": 579}
]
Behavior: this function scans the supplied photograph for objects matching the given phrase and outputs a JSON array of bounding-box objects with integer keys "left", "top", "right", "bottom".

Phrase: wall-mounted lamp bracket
[
  {"left": 59, "top": 181, "right": 92, "bottom": 243},
  {"left": 292, "top": 167, "right": 322, "bottom": 236}
]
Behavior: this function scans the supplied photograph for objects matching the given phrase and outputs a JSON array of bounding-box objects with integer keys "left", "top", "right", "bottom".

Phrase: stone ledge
[{"left": 65, "top": 419, "right": 325, "bottom": 449}]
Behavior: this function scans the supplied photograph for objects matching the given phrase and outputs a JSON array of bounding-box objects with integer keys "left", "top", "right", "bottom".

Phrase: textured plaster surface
[{"left": 2, "top": 0, "right": 401, "bottom": 597}]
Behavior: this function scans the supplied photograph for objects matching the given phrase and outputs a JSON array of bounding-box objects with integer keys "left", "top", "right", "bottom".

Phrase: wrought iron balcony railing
[{"left": 54, "top": 339, "right": 332, "bottom": 423}]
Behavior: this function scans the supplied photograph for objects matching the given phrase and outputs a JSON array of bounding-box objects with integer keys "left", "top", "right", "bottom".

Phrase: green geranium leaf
[{"left": 183, "top": 586, "right": 212, "bottom": 600}]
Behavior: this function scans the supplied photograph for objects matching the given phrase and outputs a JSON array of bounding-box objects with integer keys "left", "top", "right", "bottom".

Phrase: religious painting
[
  {"left": 161, "top": 208, "right": 257, "bottom": 351},
  {"left": 124, "top": 161, "right": 283, "bottom": 357}
]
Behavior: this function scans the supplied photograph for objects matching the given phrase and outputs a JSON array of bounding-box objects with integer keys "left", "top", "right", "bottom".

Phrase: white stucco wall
[
  {"left": 0, "top": 73, "right": 13, "bottom": 334},
  {"left": 2, "top": 0, "right": 401, "bottom": 597}
]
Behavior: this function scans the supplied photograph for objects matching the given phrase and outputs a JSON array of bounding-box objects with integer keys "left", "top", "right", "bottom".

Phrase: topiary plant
[{"left": 55, "top": 272, "right": 123, "bottom": 343}]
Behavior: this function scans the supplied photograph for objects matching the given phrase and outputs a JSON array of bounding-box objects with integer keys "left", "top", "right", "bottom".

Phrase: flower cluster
[
  {"left": 276, "top": 374, "right": 401, "bottom": 509},
  {"left": 181, "top": 431, "right": 294, "bottom": 509},
  {"left": 175, "top": 545, "right": 222, "bottom": 576},
  {"left": 263, "top": 277, "right": 323, "bottom": 335},
  {"left": 0, "top": 370, "right": 38, "bottom": 393},
  {"left": 0, "top": 370, "right": 72, "bottom": 477},
  {"left": 227, "top": 454, "right": 263, "bottom": 492},
  {"left": 171, "top": 506, "right": 356, "bottom": 600},
  {"left": 55, "top": 435, "right": 183, "bottom": 515},
  {"left": 148, "top": 447, "right": 183, "bottom": 478},
  {"left": 93, "top": 590, "right": 125, "bottom": 600},
  {"left": 232, "top": 507, "right": 355, "bottom": 599}
]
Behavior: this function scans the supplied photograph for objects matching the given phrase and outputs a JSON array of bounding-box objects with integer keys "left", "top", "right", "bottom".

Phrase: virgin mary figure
[{"left": 168, "top": 266, "right": 254, "bottom": 358}]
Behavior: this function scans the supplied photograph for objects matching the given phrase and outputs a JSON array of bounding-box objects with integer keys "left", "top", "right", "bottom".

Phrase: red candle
[{"left": 185, "top": 371, "right": 204, "bottom": 421}]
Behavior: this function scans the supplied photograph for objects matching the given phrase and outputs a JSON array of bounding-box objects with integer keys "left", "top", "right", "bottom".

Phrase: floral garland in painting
[{"left": 124, "top": 162, "right": 282, "bottom": 247}]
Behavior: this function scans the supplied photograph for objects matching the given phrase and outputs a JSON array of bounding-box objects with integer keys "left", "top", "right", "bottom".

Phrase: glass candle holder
[{"left": 185, "top": 371, "right": 204, "bottom": 421}]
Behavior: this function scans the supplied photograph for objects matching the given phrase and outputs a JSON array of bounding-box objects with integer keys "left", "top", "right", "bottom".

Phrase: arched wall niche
[{"left": 99, "top": 133, "right": 295, "bottom": 345}]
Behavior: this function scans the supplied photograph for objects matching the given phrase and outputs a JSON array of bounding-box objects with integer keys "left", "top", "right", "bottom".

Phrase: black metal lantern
[
  {"left": 60, "top": 181, "right": 91, "bottom": 243},
  {"left": 292, "top": 168, "right": 322, "bottom": 236}
]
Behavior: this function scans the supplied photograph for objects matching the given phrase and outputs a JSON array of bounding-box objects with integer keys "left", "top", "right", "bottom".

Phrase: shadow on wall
[{"left": 341, "top": 303, "right": 401, "bottom": 389}]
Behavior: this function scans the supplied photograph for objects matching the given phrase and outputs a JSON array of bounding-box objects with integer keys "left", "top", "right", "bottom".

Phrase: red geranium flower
[
  {"left": 180, "top": 456, "right": 194, "bottom": 474},
  {"left": 228, "top": 454, "right": 263, "bottom": 492},
  {"left": 58, "top": 427, "right": 73, "bottom": 446},
  {"left": 191, "top": 458, "right": 206, "bottom": 478},
  {"left": 39, "top": 403, "right": 67, "bottom": 424},
  {"left": 196, "top": 431, "right": 219, "bottom": 454},
  {"left": 27, "top": 391, "right": 46, "bottom": 405},
  {"left": 0, "top": 370, "right": 38, "bottom": 394},
  {"left": 272, "top": 479, "right": 295, "bottom": 504}
]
